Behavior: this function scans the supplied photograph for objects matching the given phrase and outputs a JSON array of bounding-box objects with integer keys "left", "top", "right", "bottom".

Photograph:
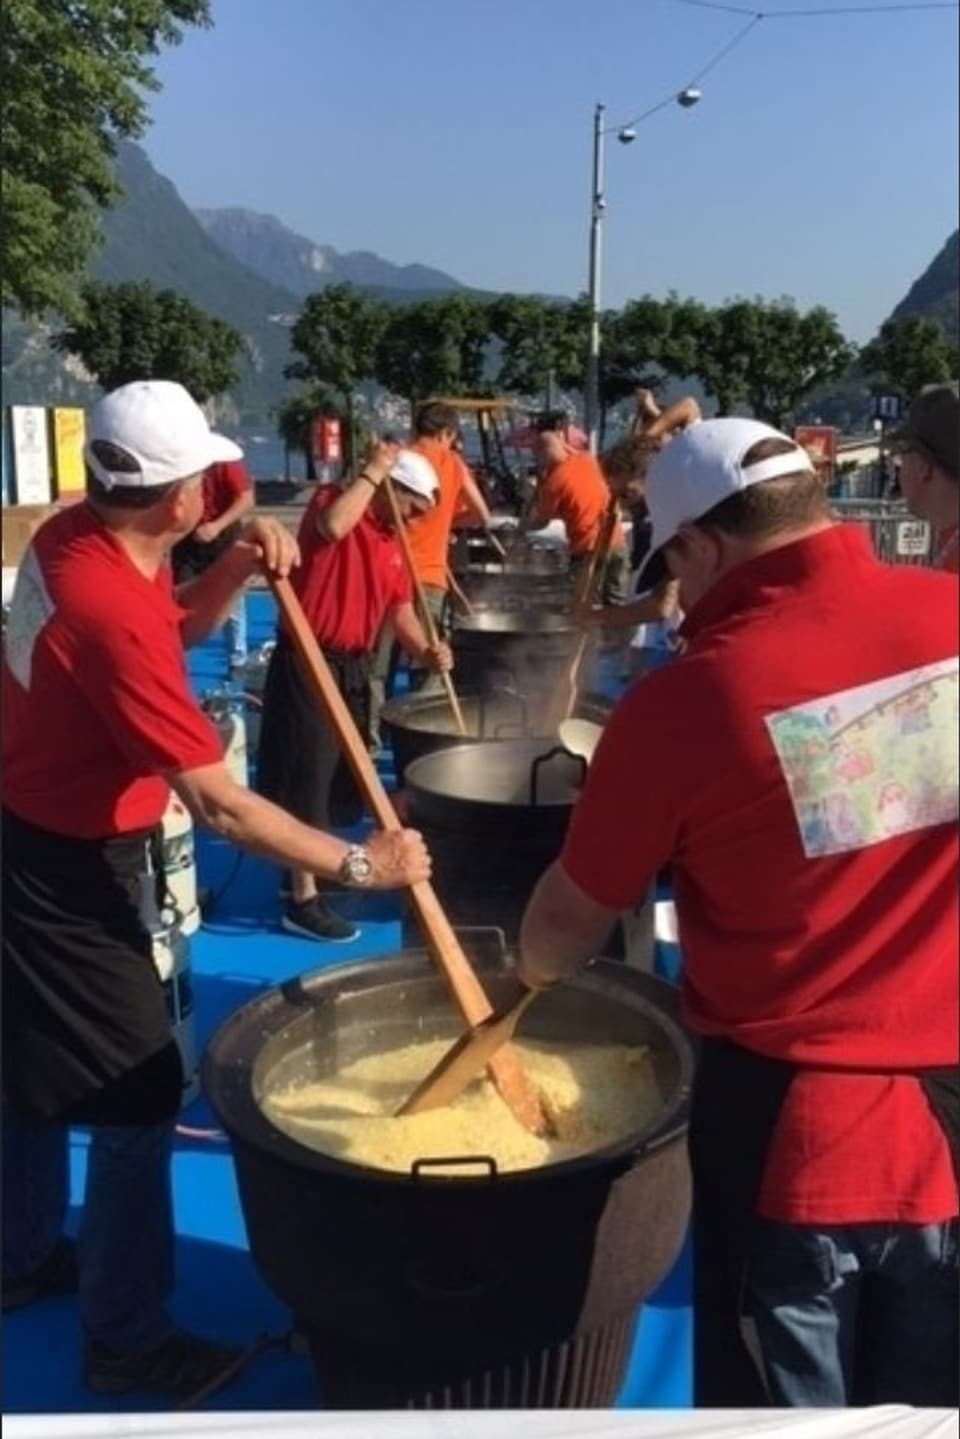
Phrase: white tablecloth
[{"left": 4, "top": 1406, "right": 956, "bottom": 1439}]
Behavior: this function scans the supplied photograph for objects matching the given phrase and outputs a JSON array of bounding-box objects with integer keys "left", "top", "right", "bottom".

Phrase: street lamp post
[{"left": 583, "top": 89, "right": 702, "bottom": 455}]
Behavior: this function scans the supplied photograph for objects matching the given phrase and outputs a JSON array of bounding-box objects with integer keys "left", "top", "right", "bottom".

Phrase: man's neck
[{"left": 89, "top": 504, "right": 170, "bottom": 579}]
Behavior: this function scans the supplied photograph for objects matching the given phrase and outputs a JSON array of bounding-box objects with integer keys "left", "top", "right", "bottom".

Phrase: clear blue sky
[{"left": 144, "top": 0, "right": 959, "bottom": 342}]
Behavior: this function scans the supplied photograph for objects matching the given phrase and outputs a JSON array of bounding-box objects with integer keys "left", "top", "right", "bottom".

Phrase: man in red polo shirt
[
  {"left": 1, "top": 381, "right": 431, "bottom": 1399},
  {"left": 517, "top": 418, "right": 958, "bottom": 1408},
  {"left": 171, "top": 455, "right": 255, "bottom": 669},
  {"left": 257, "top": 443, "right": 452, "bottom": 941}
]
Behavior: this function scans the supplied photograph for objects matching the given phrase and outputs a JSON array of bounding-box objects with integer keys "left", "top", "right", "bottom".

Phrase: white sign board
[
  {"left": 10, "top": 406, "right": 52, "bottom": 505},
  {"left": 895, "top": 521, "right": 931, "bottom": 557}
]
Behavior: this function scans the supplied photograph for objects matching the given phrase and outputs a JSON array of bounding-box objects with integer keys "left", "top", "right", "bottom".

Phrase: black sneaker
[
  {"left": 85, "top": 1329, "right": 244, "bottom": 1399},
  {"left": 3, "top": 1238, "right": 78, "bottom": 1312},
  {"left": 281, "top": 896, "right": 359, "bottom": 943}
]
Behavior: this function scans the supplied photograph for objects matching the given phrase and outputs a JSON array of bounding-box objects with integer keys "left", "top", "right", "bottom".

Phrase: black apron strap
[
  {"left": 689, "top": 1038, "right": 797, "bottom": 1407},
  {"left": 919, "top": 1068, "right": 960, "bottom": 1191}
]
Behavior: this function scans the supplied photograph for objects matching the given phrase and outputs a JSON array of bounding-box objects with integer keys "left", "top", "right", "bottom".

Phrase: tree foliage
[
  {"left": 287, "top": 285, "right": 387, "bottom": 401},
  {"left": 55, "top": 280, "right": 245, "bottom": 400},
  {"left": 859, "top": 316, "right": 959, "bottom": 402},
  {"left": 488, "top": 295, "right": 588, "bottom": 398},
  {"left": 688, "top": 299, "right": 854, "bottom": 425},
  {"left": 375, "top": 295, "right": 491, "bottom": 405},
  {"left": 3, "top": 0, "right": 211, "bottom": 318}
]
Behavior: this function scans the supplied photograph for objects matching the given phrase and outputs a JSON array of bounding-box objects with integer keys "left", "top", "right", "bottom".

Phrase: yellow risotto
[{"left": 261, "top": 1038, "right": 661, "bottom": 1175}]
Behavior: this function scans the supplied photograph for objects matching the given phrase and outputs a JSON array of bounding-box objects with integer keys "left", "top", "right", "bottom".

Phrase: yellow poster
[{"left": 52, "top": 407, "right": 86, "bottom": 500}]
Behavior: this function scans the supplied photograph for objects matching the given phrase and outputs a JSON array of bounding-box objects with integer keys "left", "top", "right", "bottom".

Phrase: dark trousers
[{"left": 256, "top": 635, "right": 369, "bottom": 831}]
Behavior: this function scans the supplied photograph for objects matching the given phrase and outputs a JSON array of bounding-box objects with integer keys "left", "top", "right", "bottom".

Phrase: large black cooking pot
[
  {"left": 451, "top": 609, "right": 579, "bottom": 697},
  {"left": 403, "top": 738, "right": 583, "bottom": 939},
  {"left": 202, "top": 940, "right": 693, "bottom": 1409},
  {"left": 382, "top": 687, "right": 613, "bottom": 781}
]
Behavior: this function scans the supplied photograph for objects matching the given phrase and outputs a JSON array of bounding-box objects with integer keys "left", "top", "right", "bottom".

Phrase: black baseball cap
[{"left": 887, "top": 382, "right": 959, "bottom": 481}]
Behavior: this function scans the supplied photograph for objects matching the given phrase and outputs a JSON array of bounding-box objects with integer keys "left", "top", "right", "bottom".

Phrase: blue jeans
[
  {"left": 225, "top": 591, "right": 248, "bottom": 669},
  {"left": 744, "top": 1217, "right": 959, "bottom": 1407},
  {"left": 3, "top": 1103, "right": 176, "bottom": 1354}
]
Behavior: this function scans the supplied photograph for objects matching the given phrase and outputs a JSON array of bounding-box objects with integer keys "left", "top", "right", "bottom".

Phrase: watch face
[{"left": 346, "top": 849, "right": 373, "bottom": 884}]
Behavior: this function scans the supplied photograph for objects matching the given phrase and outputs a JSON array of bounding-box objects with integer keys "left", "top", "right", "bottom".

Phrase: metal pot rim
[{"left": 202, "top": 951, "right": 693, "bottom": 1190}]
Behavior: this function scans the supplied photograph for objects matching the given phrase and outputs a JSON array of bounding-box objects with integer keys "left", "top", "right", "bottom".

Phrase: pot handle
[
  {"left": 451, "top": 925, "right": 509, "bottom": 965},
  {"left": 411, "top": 1154, "right": 499, "bottom": 1179},
  {"left": 529, "top": 746, "right": 586, "bottom": 805}
]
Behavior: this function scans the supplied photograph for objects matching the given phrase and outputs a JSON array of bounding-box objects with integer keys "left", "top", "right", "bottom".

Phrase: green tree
[
  {"left": 692, "top": 299, "right": 854, "bottom": 426},
  {"left": 286, "top": 284, "right": 387, "bottom": 467},
  {"left": 375, "top": 295, "right": 492, "bottom": 407},
  {"left": 3, "top": 0, "right": 211, "bottom": 318},
  {"left": 860, "top": 316, "right": 959, "bottom": 402},
  {"left": 54, "top": 280, "right": 245, "bottom": 400},
  {"left": 602, "top": 294, "right": 708, "bottom": 416},
  {"left": 489, "top": 296, "right": 587, "bottom": 402}
]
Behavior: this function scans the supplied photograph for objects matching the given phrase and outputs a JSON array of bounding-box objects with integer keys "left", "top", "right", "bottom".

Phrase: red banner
[{"left": 311, "top": 416, "right": 342, "bottom": 465}]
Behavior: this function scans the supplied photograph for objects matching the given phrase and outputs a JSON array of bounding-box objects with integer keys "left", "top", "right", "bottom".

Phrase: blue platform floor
[{"left": 2, "top": 591, "right": 692, "bottom": 1416}]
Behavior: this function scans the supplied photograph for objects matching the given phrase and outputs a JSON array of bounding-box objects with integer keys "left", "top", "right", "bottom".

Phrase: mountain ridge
[{"left": 194, "top": 205, "right": 465, "bottom": 298}]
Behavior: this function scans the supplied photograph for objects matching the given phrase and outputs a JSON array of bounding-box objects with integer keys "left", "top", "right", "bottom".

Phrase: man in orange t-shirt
[
  {"left": 369, "top": 402, "right": 492, "bottom": 738},
  {"left": 533, "top": 427, "right": 628, "bottom": 605}
]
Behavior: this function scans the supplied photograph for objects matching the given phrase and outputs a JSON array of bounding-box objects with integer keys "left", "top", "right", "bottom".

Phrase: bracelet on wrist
[{"left": 358, "top": 470, "right": 380, "bottom": 489}]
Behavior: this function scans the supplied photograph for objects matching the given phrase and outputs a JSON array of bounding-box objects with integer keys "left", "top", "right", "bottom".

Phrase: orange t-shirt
[
  {"left": 405, "top": 437, "right": 466, "bottom": 589},
  {"left": 536, "top": 452, "right": 625, "bottom": 557}
]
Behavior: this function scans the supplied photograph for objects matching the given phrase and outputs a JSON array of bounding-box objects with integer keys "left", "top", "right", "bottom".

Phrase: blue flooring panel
[{"left": 3, "top": 591, "right": 692, "bottom": 1415}]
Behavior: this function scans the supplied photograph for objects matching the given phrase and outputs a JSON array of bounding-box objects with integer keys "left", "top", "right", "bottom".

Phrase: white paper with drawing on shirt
[{"left": 766, "top": 657, "right": 959, "bottom": 859}]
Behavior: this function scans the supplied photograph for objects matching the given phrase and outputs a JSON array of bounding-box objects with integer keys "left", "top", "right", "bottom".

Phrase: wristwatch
[{"left": 338, "top": 843, "right": 374, "bottom": 888}]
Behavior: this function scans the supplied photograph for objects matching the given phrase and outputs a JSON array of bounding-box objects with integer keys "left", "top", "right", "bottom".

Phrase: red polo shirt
[
  {"left": 290, "top": 485, "right": 411, "bottom": 653},
  {"left": 563, "top": 525, "right": 959, "bottom": 1223},
  {"left": 200, "top": 459, "right": 252, "bottom": 524},
  {"left": 2, "top": 506, "right": 223, "bottom": 838}
]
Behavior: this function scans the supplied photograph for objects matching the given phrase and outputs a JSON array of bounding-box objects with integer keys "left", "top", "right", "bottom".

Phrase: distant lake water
[{"left": 231, "top": 434, "right": 308, "bottom": 481}]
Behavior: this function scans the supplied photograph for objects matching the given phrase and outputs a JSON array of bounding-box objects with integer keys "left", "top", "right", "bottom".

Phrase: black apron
[
  {"left": 1, "top": 809, "right": 183, "bottom": 1127},
  {"left": 170, "top": 520, "right": 242, "bottom": 585},
  {"left": 690, "top": 1037, "right": 960, "bottom": 1407}
]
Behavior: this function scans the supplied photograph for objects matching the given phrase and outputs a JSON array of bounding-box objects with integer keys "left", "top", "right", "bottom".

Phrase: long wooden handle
[
  {"left": 268, "top": 575, "right": 545, "bottom": 1133},
  {"left": 486, "top": 530, "right": 508, "bottom": 561},
  {"left": 446, "top": 567, "right": 475, "bottom": 616},
  {"left": 382, "top": 479, "right": 467, "bottom": 737},
  {"left": 546, "top": 496, "right": 620, "bottom": 729}
]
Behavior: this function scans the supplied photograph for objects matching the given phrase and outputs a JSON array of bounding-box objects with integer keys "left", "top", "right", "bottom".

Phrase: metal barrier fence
[{"left": 831, "top": 499, "right": 933, "bottom": 567}]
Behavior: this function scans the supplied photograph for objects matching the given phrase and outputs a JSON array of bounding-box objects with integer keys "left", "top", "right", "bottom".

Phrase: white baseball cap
[
  {"left": 85, "top": 380, "right": 243, "bottom": 491},
  {"left": 389, "top": 449, "right": 438, "bottom": 506},
  {"left": 638, "top": 417, "right": 813, "bottom": 587}
]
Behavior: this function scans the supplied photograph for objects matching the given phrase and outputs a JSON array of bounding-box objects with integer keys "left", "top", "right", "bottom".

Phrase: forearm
[
  {"left": 170, "top": 765, "right": 352, "bottom": 876},
  {"left": 463, "top": 474, "right": 492, "bottom": 529},
  {"left": 518, "top": 860, "right": 620, "bottom": 989},
  {"left": 587, "top": 593, "right": 671, "bottom": 630},
  {"left": 178, "top": 546, "right": 254, "bottom": 648},
  {"left": 392, "top": 602, "right": 430, "bottom": 661},
  {"left": 318, "top": 472, "right": 379, "bottom": 541},
  {"left": 208, "top": 490, "right": 254, "bottom": 535}
]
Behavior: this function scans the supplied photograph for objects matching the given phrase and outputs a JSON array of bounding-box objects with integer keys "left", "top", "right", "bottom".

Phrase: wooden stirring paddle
[
  {"left": 397, "top": 988, "right": 541, "bottom": 1117},
  {"left": 382, "top": 477, "right": 468, "bottom": 737},
  {"left": 268, "top": 574, "right": 547, "bottom": 1136}
]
